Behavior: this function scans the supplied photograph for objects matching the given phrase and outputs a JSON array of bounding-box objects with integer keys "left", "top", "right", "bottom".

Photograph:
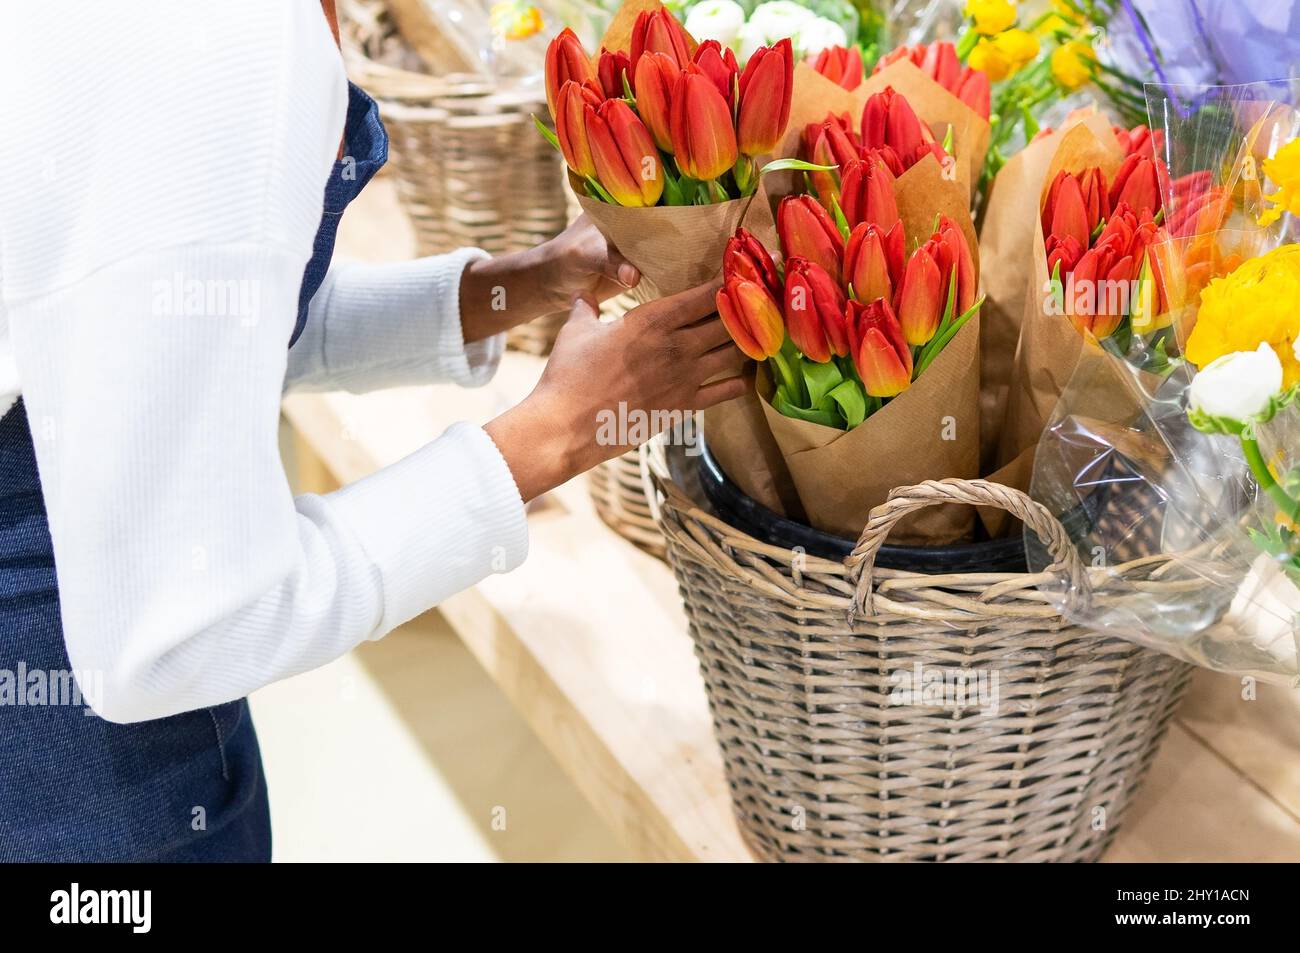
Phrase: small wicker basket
[{"left": 645, "top": 436, "right": 1192, "bottom": 862}]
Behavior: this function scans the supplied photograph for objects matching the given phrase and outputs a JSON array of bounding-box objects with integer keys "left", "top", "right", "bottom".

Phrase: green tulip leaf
[
  {"left": 759, "top": 158, "right": 837, "bottom": 175},
  {"left": 584, "top": 176, "right": 618, "bottom": 205},
  {"left": 828, "top": 380, "right": 867, "bottom": 429},
  {"left": 775, "top": 391, "right": 843, "bottom": 429},
  {"left": 532, "top": 114, "right": 561, "bottom": 152},
  {"left": 801, "top": 360, "right": 844, "bottom": 409},
  {"left": 830, "top": 195, "right": 852, "bottom": 241},
  {"left": 914, "top": 294, "right": 984, "bottom": 378}
]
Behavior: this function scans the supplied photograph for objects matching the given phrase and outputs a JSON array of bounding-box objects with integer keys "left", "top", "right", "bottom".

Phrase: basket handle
[{"left": 844, "top": 479, "right": 1090, "bottom": 617}]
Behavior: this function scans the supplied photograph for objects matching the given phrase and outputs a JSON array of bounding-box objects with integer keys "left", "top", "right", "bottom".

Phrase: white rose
[
  {"left": 747, "top": 1, "right": 815, "bottom": 43},
  {"left": 685, "top": 0, "right": 747, "bottom": 50},
  {"left": 737, "top": 20, "right": 770, "bottom": 62},
  {"left": 1188, "top": 343, "right": 1284, "bottom": 423},
  {"left": 792, "top": 16, "right": 848, "bottom": 58}
]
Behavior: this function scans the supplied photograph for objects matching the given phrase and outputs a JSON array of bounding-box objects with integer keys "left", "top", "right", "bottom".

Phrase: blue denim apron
[{"left": 0, "top": 82, "right": 387, "bottom": 862}]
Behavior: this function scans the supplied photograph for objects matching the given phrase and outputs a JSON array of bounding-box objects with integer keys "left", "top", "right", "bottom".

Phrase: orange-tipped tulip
[
  {"left": 778, "top": 195, "right": 845, "bottom": 282},
  {"left": 555, "top": 81, "right": 603, "bottom": 179},
  {"left": 839, "top": 154, "right": 900, "bottom": 232},
  {"left": 803, "top": 114, "right": 859, "bottom": 209},
  {"left": 848, "top": 298, "right": 912, "bottom": 397},
  {"left": 811, "top": 44, "right": 863, "bottom": 91},
  {"left": 633, "top": 52, "right": 679, "bottom": 153},
  {"left": 693, "top": 40, "right": 739, "bottom": 107},
  {"left": 723, "top": 228, "right": 781, "bottom": 299},
  {"left": 717, "top": 277, "right": 784, "bottom": 360},
  {"left": 934, "top": 215, "right": 977, "bottom": 315},
  {"left": 545, "top": 28, "right": 597, "bottom": 118},
  {"left": 597, "top": 48, "right": 631, "bottom": 99},
  {"left": 630, "top": 7, "right": 691, "bottom": 71},
  {"left": 1067, "top": 233, "right": 1133, "bottom": 339},
  {"left": 844, "top": 221, "right": 905, "bottom": 305},
  {"left": 1108, "top": 153, "right": 1162, "bottom": 213},
  {"left": 587, "top": 99, "right": 664, "bottom": 207},
  {"left": 1041, "top": 169, "right": 1101, "bottom": 251},
  {"left": 783, "top": 257, "right": 849, "bottom": 362},
  {"left": 737, "top": 39, "right": 793, "bottom": 156},
  {"left": 894, "top": 240, "right": 945, "bottom": 346},
  {"left": 670, "top": 66, "right": 738, "bottom": 181}
]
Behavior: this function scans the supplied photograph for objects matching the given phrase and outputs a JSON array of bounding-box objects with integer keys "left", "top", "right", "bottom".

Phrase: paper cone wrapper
[
  {"left": 576, "top": 183, "right": 776, "bottom": 299},
  {"left": 994, "top": 122, "right": 1125, "bottom": 475},
  {"left": 595, "top": 0, "right": 696, "bottom": 59},
  {"left": 703, "top": 384, "right": 805, "bottom": 521},
  {"left": 760, "top": 316, "right": 981, "bottom": 545},
  {"left": 977, "top": 112, "right": 1119, "bottom": 472}
]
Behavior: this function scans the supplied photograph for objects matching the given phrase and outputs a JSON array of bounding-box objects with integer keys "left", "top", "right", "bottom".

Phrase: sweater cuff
[
  {"left": 434, "top": 247, "right": 501, "bottom": 388},
  {"left": 325, "top": 421, "right": 528, "bottom": 632}
]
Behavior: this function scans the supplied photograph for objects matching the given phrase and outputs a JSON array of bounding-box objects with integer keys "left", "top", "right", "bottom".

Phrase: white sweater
[{"left": 0, "top": 0, "right": 529, "bottom": 723}]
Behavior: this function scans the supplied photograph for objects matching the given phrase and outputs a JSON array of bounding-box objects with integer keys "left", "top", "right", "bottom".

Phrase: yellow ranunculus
[
  {"left": 968, "top": 37, "right": 1013, "bottom": 81},
  {"left": 965, "top": 0, "right": 1018, "bottom": 36},
  {"left": 993, "top": 27, "right": 1039, "bottom": 68},
  {"left": 1050, "top": 40, "right": 1095, "bottom": 89},
  {"left": 1186, "top": 243, "right": 1300, "bottom": 388},
  {"left": 1258, "top": 138, "right": 1300, "bottom": 226}
]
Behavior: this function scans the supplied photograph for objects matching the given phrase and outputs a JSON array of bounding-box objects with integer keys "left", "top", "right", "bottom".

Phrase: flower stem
[{"left": 1241, "top": 433, "right": 1300, "bottom": 523}]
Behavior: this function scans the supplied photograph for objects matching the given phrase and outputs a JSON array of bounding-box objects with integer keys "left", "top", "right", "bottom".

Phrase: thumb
[
  {"left": 599, "top": 242, "right": 640, "bottom": 289},
  {"left": 568, "top": 292, "right": 601, "bottom": 324}
]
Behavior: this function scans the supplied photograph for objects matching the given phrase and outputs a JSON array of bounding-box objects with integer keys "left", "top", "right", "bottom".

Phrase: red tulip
[
  {"left": 587, "top": 99, "right": 664, "bottom": 207},
  {"left": 1113, "top": 123, "right": 1165, "bottom": 159},
  {"left": 1067, "top": 234, "right": 1133, "bottom": 339},
  {"left": 955, "top": 67, "right": 990, "bottom": 119},
  {"left": 861, "top": 87, "right": 942, "bottom": 171},
  {"left": 1095, "top": 201, "right": 1158, "bottom": 273},
  {"left": 874, "top": 43, "right": 921, "bottom": 73},
  {"left": 737, "top": 39, "right": 794, "bottom": 156},
  {"left": 545, "top": 28, "right": 597, "bottom": 118},
  {"left": 894, "top": 240, "right": 945, "bottom": 346},
  {"left": 811, "top": 45, "right": 863, "bottom": 91},
  {"left": 1045, "top": 233, "right": 1084, "bottom": 277},
  {"left": 717, "top": 277, "right": 784, "bottom": 360},
  {"left": 778, "top": 195, "right": 845, "bottom": 282},
  {"left": 597, "top": 48, "right": 631, "bottom": 99},
  {"left": 1042, "top": 169, "right": 1100, "bottom": 250},
  {"left": 633, "top": 52, "right": 679, "bottom": 153},
  {"left": 784, "top": 258, "right": 849, "bottom": 362},
  {"left": 630, "top": 7, "right": 691, "bottom": 72},
  {"left": 921, "top": 41, "right": 961, "bottom": 91},
  {"left": 1109, "top": 153, "right": 1162, "bottom": 213},
  {"left": 848, "top": 298, "right": 912, "bottom": 397},
  {"left": 723, "top": 228, "right": 781, "bottom": 300},
  {"left": 873, "top": 41, "right": 988, "bottom": 118},
  {"left": 555, "top": 80, "right": 603, "bottom": 179},
  {"left": 692, "top": 40, "right": 739, "bottom": 106},
  {"left": 802, "top": 114, "right": 859, "bottom": 208},
  {"left": 839, "top": 154, "right": 900, "bottom": 232},
  {"left": 670, "top": 66, "right": 739, "bottom": 180},
  {"left": 933, "top": 215, "right": 977, "bottom": 315},
  {"left": 844, "top": 221, "right": 904, "bottom": 305}
]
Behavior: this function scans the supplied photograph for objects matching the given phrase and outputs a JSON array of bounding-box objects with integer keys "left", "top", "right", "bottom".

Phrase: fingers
[
  {"left": 695, "top": 375, "right": 749, "bottom": 408},
  {"left": 654, "top": 277, "right": 724, "bottom": 328},
  {"left": 680, "top": 312, "right": 734, "bottom": 354},
  {"left": 696, "top": 342, "right": 749, "bottom": 381}
]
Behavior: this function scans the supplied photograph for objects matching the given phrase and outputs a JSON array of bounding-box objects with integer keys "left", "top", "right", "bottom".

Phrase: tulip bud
[
  {"left": 717, "top": 277, "right": 785, "bottom": 360},
  {"left": 1067, "top": 234, "right": 1132, "bottom": 339},
  {"left": 934, "top": 215, "right": 977, "bottom": 315},
  {"left": 1041, "top": 170, "right": 1092, "bottom": 250},
  {"left": 894, "top": 241, "right": 945, "bottom": 346},
  {"left": 844, "top": 221, "right": 904, "bottom": 305},
  {"left": 692, "top": 39, "right": 739, "bottom": 106},
  {"left": 1045, "top": 233, "right": 1084, "bottom": 277},
  {"left": 811, "top": 44, "right": 863, "bottom": 91},
  {"left": 1109, "top": 153, "right": 1162, "bottom": 214},
  {"left": 723, "top": 227, "right": 781, "bottom": 300},
  {"left": 737, "top": 39, "right": 794, "bottom": 156},
  {"left": 778, "top": 195, "right": 845, "bottom": 282},
  {"left": 631, "top": 8, "right": 692, "bottom": 72},
  {"left": 633, "top": 52, "right": 679, "bottom": 153},
  {"left": 848, "top": 298, "right": 913, "bottom": 397},
  {"left": 802, "top": 114, "right": 859, "bottom": 209},
  {"left": 861, "top": 87, "right": 936, "bottom": 169},
  {"left": 545, "top": 28, "right": 598, "bottom": 118},
  {"left": 587, "top": 99, "right": 665, "bottom": 207},
  {"left": 955, "top": 67, "right": 990, "bottom": 119},
  {"left": 597, "top": 48, "right": 631, "bottom": 99},
  {"left": 555, "top": 81, "right": 604, "bottom": 179},
  {"left": 670, "top": 66, "right": 739, "bottom": 180},
  {"left": 784, "top": 257, "right": 849, "bottom": 362},
  {"left": 920, "top": 41, "right": 961, "bottom": 90},
  {"left": 839, "top": 155, "right": 900, "bottom": 232}
]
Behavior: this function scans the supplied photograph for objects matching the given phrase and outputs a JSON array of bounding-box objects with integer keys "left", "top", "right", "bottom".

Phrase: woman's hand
[
  {"left": 484, "top": 280, "right": 749, "bottom": 502},
  {"left": 459, "top": 216, "right": 640, "bottom": 343}
]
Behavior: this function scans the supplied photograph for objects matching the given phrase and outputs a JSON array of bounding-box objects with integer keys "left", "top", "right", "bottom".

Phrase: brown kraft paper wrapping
[
  {"left": 976, "top": 111, "right": 1119, "bottom": 473},
  {"left": 761, "top": 315, "right": 981, "bottom": 544},
  {"left": 703, "top": 384, "right": 805, "bottom": 520}
]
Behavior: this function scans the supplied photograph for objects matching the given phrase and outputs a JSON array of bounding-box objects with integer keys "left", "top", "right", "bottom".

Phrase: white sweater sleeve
[
  {"left": 284, "top": 249, "right": 507, "bottom": 394},
  {"left": 0, "top": 0, "right": 529, "bottom": 723}
]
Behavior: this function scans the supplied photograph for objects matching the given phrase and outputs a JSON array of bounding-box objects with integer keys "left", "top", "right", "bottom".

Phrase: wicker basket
[
  {"left": 340, "top": 3, "right": 571, "bottom": 354},
  {"left": 645, "top": 437, "right": 1193, "bottom": 862}
]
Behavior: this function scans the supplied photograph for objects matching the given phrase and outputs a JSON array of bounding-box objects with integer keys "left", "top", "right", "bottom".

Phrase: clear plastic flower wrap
[{"left": 1025, "top": 80, "right": 1300, "bottom": 685}]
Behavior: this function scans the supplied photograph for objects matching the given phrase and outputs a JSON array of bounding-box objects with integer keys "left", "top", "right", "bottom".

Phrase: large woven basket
[
  {"left": 341, "top": 3, "right": 570, "bottom": 355},
  {"left": 645, "top": 437, "right": 1193, "bottom": 862}
]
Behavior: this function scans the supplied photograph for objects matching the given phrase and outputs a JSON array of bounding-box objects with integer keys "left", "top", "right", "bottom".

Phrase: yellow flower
[
  {"left": 965, "top": 0, "right": 1018, "bottom": 36},
  {"left": 1050, "top": 40, "right": 1096, "bottom": 89},
  {"left": 1258, "top": 138, "right": 1300, "bottom": 226},
  {"left": 968, "top": 38, "right": 1012, "bottom": 81},
  {"left": 490, "top": 2, "right": 544, "bottom": 41},
  {"left": 1186, "top": 243, "right": 1300, "bottom": 388},
  {"left": 994, "top": 27, "right": 1039, "bottom": 68}
]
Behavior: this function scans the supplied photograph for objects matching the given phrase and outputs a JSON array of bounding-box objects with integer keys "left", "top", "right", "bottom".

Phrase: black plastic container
[{"left": 696, "top": 436, "right": 1032, "bottom": 573}]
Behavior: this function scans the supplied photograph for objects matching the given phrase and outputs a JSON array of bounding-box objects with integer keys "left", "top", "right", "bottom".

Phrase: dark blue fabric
[{"left": 0, "top": 83, "right": 387, "bottom": 861}]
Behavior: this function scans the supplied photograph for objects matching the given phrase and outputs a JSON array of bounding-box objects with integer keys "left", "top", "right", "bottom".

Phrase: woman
[{"left": 0, "top": 0, "right": 747, "bottom": 861}]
